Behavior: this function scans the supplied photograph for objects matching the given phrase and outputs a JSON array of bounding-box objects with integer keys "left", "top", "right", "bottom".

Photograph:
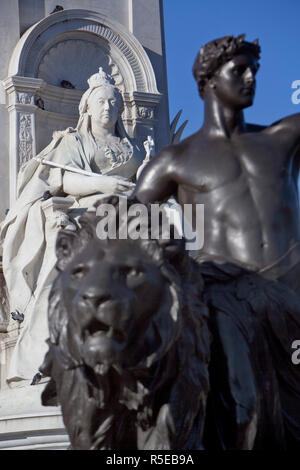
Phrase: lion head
[{"left": 41, "top": 196, "right": 210, "bottom": 450}]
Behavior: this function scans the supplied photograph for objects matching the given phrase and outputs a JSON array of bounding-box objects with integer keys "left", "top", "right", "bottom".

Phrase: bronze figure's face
[{"left": 211, "top": 53, "right": 258, "bottom": 109}]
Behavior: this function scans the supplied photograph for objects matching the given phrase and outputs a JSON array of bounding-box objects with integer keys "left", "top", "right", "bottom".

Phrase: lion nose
[{"left": 82, "top": 289, "right": 111, "bottom": 309}]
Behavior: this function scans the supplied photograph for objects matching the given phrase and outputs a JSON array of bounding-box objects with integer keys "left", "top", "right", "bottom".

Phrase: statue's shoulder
[
  {"left": 167, "top": 130, "right": 204, "bottom": 157},
  {"left": 267, "top": 113, "right": 300, "bottom": 137},
  {"left": 51, "top": 127, "right": 80, "bottom": 145},
  {"left": 246, "top": 123, "right": 267, "bottom": 133},
  {"left": 150, "top": 134, "right": 199, "bottom": 170},
  {"left": 36, "top": 128, "right": 83, "bottom": 163}
]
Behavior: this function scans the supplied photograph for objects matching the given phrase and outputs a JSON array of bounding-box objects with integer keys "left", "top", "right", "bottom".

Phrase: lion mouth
[{"left": 85, "top": 318, "right": 126, "bottom": 343}]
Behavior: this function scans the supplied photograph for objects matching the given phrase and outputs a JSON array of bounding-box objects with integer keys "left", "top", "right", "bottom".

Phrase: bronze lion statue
[
  {"left": 40, "top": 196, "right": 300, "bottom": 449},
  {"left": 40, "top": 196, "right": 210, "bottom": 450}
]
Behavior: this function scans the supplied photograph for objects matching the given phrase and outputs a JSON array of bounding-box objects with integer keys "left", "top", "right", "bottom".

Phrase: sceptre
[
  {"left": 33, "top": 156, "right": 103, "bottom": 177},
  {"left": 34, "top": 134, "right": 155, "bottom": 179}
]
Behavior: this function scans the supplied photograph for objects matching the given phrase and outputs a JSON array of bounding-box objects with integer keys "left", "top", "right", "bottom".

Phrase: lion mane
[{"left": 41, "top": 196, "right": 210, "bottom": 450}]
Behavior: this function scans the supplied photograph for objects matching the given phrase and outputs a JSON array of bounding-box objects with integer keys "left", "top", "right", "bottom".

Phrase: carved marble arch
[{"left": 3, "top": 9, "right": 161, "bottom": 204}]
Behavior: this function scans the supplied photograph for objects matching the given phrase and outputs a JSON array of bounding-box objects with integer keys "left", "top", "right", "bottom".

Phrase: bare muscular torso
[{"left": 134, "top": 117, "right": 300, "bottom": 272}]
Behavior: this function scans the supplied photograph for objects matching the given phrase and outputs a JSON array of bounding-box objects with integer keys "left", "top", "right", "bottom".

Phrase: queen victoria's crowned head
[{"left": 76, "top": 67, "right": 126, "bottom": 138}]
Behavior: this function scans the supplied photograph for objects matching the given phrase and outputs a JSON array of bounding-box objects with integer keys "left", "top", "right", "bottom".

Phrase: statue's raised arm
[{"left": 267, "top": 112, "right": 300, "bottom": 170}]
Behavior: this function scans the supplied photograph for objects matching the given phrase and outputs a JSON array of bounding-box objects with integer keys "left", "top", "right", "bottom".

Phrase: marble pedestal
[
  {"left": 0, "top": 197, "right": 76, "bottom": 449},
  {"left": 0, "top": 383, "right": 68, "bottom": 450}
]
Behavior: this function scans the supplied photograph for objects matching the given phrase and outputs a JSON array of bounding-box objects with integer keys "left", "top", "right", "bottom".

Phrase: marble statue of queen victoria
[{"left": 1, "top": 68, "right": 145, "bottom": 382}]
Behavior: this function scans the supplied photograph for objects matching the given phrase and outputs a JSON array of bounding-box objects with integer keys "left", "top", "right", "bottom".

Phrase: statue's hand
[
  {"left": 99, "top": 175, "right": 135, "bottom": 194},
  {"left": 137, "top": 135, "right": 155, "bottom": 180},
  {"left": 143, "top": 135, "right": 155, "bottom": 159}
]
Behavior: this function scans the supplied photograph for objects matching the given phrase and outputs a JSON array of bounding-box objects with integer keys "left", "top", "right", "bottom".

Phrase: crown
[{"left": 87, "top": 67, "right": 115, "bottom": 89}]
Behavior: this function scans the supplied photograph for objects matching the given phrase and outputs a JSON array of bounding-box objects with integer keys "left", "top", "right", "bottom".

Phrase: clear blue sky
[{"left": 163, "top": 0, "right": 300, "bottom": 138}]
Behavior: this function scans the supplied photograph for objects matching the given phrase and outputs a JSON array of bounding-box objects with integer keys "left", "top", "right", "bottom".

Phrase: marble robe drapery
[{"left": 1, "top": 128, "right": 140, "bottom": 381}]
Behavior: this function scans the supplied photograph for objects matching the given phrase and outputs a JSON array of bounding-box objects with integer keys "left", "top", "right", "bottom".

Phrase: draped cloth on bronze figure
[{"left": 199, "top": 261, "right": 300, "bottom": 449}]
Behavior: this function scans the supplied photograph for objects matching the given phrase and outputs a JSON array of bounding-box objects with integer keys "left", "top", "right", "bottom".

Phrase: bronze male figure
[
  {"left": 134, "top": 35, "right": 300, "bottom": 449},
  {"left": 134, "top": 34, "right": 300, "bottom": 295}
]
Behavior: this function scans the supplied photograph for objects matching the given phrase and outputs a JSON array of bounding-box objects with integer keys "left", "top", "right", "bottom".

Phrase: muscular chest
[{"left": 176, "top": 134, "right": 290, "bottom": 194}]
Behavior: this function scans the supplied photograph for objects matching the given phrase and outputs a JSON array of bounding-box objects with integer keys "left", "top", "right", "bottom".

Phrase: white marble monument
[
  {"left": 2, "top": 66, "right": 146, "bottom": 383},
  {"left": 0, "top": 0, "right": 170, "bottom": 449}
]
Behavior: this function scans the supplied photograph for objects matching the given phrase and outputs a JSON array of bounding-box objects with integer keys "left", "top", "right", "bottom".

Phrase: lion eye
[
  {"left": 119, "top": 266, "right": 144, "bottom": 280},
  {"left": 71, "top": 265, "right": 89, "bottom": 281}
]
